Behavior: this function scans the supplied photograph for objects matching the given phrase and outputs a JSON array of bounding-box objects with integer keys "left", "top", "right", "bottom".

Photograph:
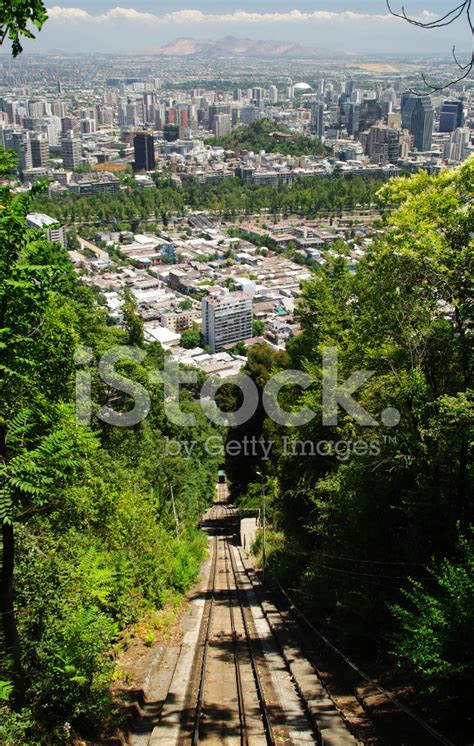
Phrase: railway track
[
  {"left": 191, "top": 521, "right": 279, "bottom": 744},
  {"left": 148, "top": 492, "right": 357, "bottom": 745}
]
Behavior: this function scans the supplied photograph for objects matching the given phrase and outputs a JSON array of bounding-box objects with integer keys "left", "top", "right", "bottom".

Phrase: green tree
[
  {"left": 0, "top": 0, "right": 48, "bottom": 56},
  {"left": 180, "top": 329, "right": 201, "bottom": 349},
  {"left": 122, "top": 286, "right": 144, "bottom": 347}
]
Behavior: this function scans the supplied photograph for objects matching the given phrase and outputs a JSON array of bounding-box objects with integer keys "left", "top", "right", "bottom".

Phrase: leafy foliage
[
  {"left": 391, "top": 535, "right": 474, "bottom": 696},
  {"left": 0, "top": 150, "right": 221, "bottom": 741},
  {"left": 235, "top": 159, "right": 473, "bottom": 721},
  {"left": 0, "top": 0, "right": 48, "bottom": 57},
  {"left": 206, "top": 119, "right": 329, "bottom": 156}
]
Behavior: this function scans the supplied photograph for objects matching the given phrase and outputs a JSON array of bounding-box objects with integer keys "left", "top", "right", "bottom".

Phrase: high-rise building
[
  {"left": 345, "top": 80, "right": 355, "bottom": 96},
  {"left": 346, "top": 102, "right": 360, "bottom": 136},
  {"left": 202, "top": 290, "right": 253, "bottom": 353},
  {"left": 311, "top": 102, "right": 325, "bottom": 138},
  {"left": 133, "top": 132, "right": 155, "bottom": 171},
  {"left": 252, "top": 87, "right": 264, "bottom": 105},
  {"left": 4, "top": 129, "right": 32, "bottom": 171},
  {"left": 143, "top": 92, "right": 156, "bottom": 124},
  {"left": 410, "top": 97, "right": 434, "bottom": 152},
  {"left": 365, "top": 125, "right": 401, "bottom": 165},
  {"left": 30, "top": 132, "right": 49, "bottom": 168},
  {"left": 80, "top": 118, "right": 96, "bottom": 134},
  {"left": 61, "top": 132, "right": 82, "bottom": 170},
  {"left": 401, "top": 93, "right": 434, "bottom": 151},
  {"left": 439, "top": 99, "right": 465, "bottom": 133},
  {"left": 268, "top": 85, "right": 278, "bottom": 104},
  {"left": 401, "top": 92, "right": 417, "bottom": 130},
  {"left": 240, "top": 106, "right": 260, "bottom": 125},
  {"left": 212, "top": 114, "right": 231, "bottom": 138}
]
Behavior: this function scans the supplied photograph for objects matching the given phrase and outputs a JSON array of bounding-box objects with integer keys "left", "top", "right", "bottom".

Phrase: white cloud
[{"left": 46, "top": 5, "right": 416, "bottom": 26}]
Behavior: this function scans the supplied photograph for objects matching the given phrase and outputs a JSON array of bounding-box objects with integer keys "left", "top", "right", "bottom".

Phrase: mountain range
[{"left": 140, "top": 36, "right": 336, "bottom": 59}]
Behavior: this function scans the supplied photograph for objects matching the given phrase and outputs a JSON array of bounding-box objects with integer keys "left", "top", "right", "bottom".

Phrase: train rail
[{"left": 191, "top": 516, "right": 279, "bottom": 744}]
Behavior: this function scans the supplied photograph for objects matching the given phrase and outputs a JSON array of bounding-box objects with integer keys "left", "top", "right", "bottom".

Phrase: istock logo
[{"left": 74, "top": 345, "right": 400, "bottom": 430}]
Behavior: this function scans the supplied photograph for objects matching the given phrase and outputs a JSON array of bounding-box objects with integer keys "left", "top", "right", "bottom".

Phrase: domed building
[{"left": 293, "top": 82, "right": 313, "bottom": 94}]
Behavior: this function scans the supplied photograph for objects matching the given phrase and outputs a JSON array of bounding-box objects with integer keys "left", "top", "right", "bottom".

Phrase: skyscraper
[
  {"left": 401, "top": 92, "right": 417, "bottom": 130},
  {"left": 311, "top": 102, "right": 325, "bottom": 138},
  {"left": 411, "top": 97, "right": 434, "bottom": 152},
  {"left": 212, "top": 114, "right": 231, "bottom": 138},
  {"left": 439, "top": 99, "right": 465, "bottom": 133},
  {"left": 401, "top": 93, "right": 434, "bottom": 152},
  {"left": 346, "top": 102, "right": 360, "bottom": 136},
  {"left": 4, "top": 129, "right": 32, "bottom": 172},
  {"left": 61, "top": 132, "right": 82, "bottom": 170},
  {"left": 202, "top": 290, "right": 252, "bottom": 353},
  {"left": 133, "top": 132, "right": 155, "bottom": 171},
  {"left": 30, "top": 132, "right": 49, "bottom": 168}
]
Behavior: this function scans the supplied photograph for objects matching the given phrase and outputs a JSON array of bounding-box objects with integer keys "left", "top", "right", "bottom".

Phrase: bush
[{"left": 391, "top": 535, "right": 474, "bottom": 699}]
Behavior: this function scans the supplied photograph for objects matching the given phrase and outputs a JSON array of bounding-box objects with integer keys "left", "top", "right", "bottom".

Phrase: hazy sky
[{"left": 9, "top": 2, "right": 471, "bottom": 56}]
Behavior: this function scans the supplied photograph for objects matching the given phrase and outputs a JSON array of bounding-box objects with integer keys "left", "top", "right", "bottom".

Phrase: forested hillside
[
  {"left": 0, "top": 154, "right": 221, "bottom": 743},
  {"left": 227, "top": 160, "right": 474, "bottom": 728},
  {"left": 206, "top": 119, "right": 329, "bottom": 156}
]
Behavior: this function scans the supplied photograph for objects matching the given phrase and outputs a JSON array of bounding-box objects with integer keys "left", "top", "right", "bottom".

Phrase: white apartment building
[
  {"left": 202, "top": 289, "right": 252, "bottom": 353},
  {"left": 26, "top": 213, "right": 66, "bottom": 248}
]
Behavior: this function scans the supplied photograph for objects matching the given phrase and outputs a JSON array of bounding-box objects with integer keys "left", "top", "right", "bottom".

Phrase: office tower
[
  {"left": 345, "top": 80, "right": 355, "bottom": 96},
  {"left": 126, "top": 102, "right": 138, "bottom": 127},
  {"left": 318, "top": 79, "right": 325, "bottom": 96},
  {"left": 439, "top": 99, "right": 465, "bottom": 133},
  {"left": 26, "top": 213, "right": 66, "bottom": 248},
  {"left": 212, "top": 114, "right": 231, "bottom": 138},
  {"left": 411, "top": 97, "right": 434, "bottom": 151},
  {"left": 346, "top": 102, "right": 360, "bottom": 136},
  {"left": 445, "top": 127, "right": 471, "bottom": 162},
  {"left": 268, "top": 85, "right": 278, "bottom": 104},
  {"left": 30, "top": 132, "right": 49, "bottom": 167},
  {"left": 28, "top": 99, "right": 46, "bottom": 118},
  {"left": 311, "top": 102, "right": 325, "bottom": 138},
  {"left": 61, "top": 132, "right": 82, "bottom": 170},
  {"left": 241, "top": 106, "right": 259, "bottom": 125},
  {"left": 80, "top": 118, "right": 96, "bottom": 134},
  {"left": 38, "top": 115, "right": 61, "bottom": 147},
  {"left": 401, "top": 92, "right": 417, "bottom": 130},
  {"left": 57, "top": 80, "right": 62, "bottom": 95},
  {"left": 366, "top": 125, "right": 401, "bottom": 165},
  {"left": 51, "top": 101, "right": 67, "bottom": 118},
  {"left": 252, "top": 88, "right": 264, "bottom": 105},
  {"left": 401, "top": 93, "right": 434, "bottom": 151},
  {"left": 6, "top": 101, "right": 18, "bottom": 124},
  {"left": 233, "top": 88, "right": 242, "bottom": 102},
  {"left": 143, "top": 92, "right": 156, "bottom": 124},
  {"left": 133, "top": 132, "right": 155, "bottom": 171},
  {"left": 61, "top": 116, "right": 75, "bottom": 134},
  {"left": 4, "top": 129, "right": 32, "bottom": 171},
  {"left": 201, "top": 290, "right": 252, "bottom": 353}
]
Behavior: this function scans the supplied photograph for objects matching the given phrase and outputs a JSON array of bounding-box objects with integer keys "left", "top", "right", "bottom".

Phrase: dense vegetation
[
  {"left": 33, "top": 173, "right": 383, "bottom": 228},
  {"left": 0, "top": 155, "right": 221, "bottom": 743},
  {"left": 226, "top": 161, "right": 474, "bottom": 729},
  {"left": 206, "top": 119, "right": 329, "bottom": 156}
]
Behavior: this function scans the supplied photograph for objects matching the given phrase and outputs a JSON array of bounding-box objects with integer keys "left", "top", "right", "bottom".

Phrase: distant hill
[
  {"left": 206, "top": 120, "right": 329, "bottom": 157},
  {"left": 141, "top": 36, "right": 333, "bottom": 59}
]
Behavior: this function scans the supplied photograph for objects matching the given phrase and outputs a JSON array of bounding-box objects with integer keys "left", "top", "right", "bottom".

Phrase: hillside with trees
[
  {"left": 0, "top": 152, "right": 221, "bottom": 743},
  {"left": 226, "top": 160, "right": 474, "bottom": 734},
  {"left": 206, "top": 119, "right": 329, "bottom": 156}
]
